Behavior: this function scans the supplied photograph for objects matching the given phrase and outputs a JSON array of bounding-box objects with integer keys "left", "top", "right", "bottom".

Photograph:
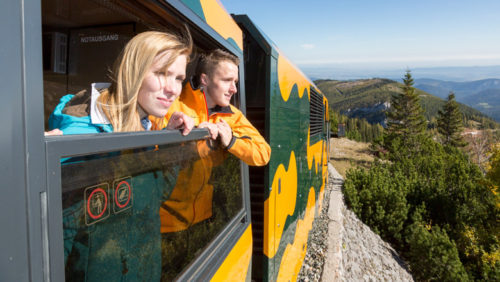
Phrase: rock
[{"left": 298, "top": 164, "right": 414, "bottom": 282}]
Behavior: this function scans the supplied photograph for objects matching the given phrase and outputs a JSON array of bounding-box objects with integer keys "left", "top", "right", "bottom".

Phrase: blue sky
[{"left": 222, "top": 0, "right": 500, "bottom": 71}]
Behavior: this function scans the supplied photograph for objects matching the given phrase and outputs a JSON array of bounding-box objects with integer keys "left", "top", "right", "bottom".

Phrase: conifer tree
[
  {"left": 437, "top": 92, "right": 467, "bottom": 147},
  {"left": 384, "top": 70, "right": 427, "bottom": 149}
]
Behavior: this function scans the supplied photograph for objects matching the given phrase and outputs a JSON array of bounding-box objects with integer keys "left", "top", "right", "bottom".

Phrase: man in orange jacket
[
  {"left": 154, "top": 49, "right": 271, "bottom": 279},
  {"left": 154, "top": 49, "right": 271, "bottom": 233},
  {"left": 199, "top": 49, "right": 270, "bottom": 166}
]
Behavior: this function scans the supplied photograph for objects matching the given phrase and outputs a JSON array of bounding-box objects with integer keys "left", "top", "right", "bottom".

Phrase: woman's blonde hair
[{"left": 98, "top": 29, "right": 192, "bottom": 132}]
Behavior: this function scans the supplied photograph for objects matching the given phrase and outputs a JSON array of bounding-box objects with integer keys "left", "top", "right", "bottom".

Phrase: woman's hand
[
  {"left": 44, "top": 129, "right": 63, "bottom": 136},
  {"left": 166, "top": 112, "right": 194, "bottom": 135}
]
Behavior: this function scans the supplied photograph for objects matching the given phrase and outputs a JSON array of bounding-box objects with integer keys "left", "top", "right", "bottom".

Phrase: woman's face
[{"left": 137, "top": 52, "right": 187, "bottom": 117}]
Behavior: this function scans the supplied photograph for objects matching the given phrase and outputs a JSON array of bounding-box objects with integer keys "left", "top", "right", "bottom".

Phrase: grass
[{"left": 329, "top": 137, "right": 375, "bottom": 178}]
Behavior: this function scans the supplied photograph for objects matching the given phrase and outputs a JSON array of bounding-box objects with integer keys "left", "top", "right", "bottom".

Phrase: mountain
[
  {"left": 462, "top": 88, "right": 500, "bottom": 122},
  {"left": 316, "top": 78, "right": 499, "bottom": 128},
  {"left": 414, "top": 78, "right": 500, "bottom": 121}
]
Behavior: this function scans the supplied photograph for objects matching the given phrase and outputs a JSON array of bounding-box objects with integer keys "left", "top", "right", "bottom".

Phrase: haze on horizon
[{"left": 224, "top": 0, "right": 500, "bottom": 80}]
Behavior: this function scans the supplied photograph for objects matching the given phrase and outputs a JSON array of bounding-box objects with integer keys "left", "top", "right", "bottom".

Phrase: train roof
[
  {"left": 233, "top": 14, "right": 323, "bottom": 96},
  {"left": 180, "top": 0, "right": 243, "bottom": 52}
]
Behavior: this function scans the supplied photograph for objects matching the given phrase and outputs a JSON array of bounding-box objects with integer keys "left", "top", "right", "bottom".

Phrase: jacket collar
[
  {"left": 90, "top": 82, "right": 112, "bottom": 125},
  {"left": 208, "top": 105, "right": 234, "bottom": 116},
  {"left": 90, "top": 83, "right": 151, "bottom": 130}
]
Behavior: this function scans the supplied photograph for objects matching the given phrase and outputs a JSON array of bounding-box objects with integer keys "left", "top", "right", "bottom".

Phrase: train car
[
  {"left": 233, "top": 15, "right": 331, "bottom": 281},
  {"left": 0, "top": 0, "right": 329, "bottom": 281}
]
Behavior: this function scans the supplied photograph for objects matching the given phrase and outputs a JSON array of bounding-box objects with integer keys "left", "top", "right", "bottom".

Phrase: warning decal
[
  {"left": 113, "top": 177, "right": 133, "bottom": 213},
  {"left": 85, "top": 183, "right": 110, "bottom": 225}
]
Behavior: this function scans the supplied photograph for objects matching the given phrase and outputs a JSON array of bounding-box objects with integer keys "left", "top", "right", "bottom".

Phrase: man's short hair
[{"left": 199, "top": 49, "right": 239, "bottom": 77}]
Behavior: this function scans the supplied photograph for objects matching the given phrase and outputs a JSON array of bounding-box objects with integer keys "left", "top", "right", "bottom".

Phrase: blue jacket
[
  {"left": 50, "top": 87, "right": 178, "bottom": 281},
  {"left": 49, "top": 85, "right": 113, "bottom": 134}
]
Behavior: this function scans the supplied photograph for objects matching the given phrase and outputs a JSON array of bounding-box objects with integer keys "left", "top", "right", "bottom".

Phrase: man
[
  {"left": 199, "top": 49, "right": 271, "bottom": 165},
  {"left": 153, "top": 49, "right": 271, "bottom": 279},
  {"left": 156, "top": 49, "right": 271, "bottom": 233}
]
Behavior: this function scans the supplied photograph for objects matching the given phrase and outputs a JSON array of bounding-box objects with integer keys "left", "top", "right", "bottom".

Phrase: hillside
[
  {"left": 316, "top": 78, "right": 499, "bottom": 128},
  {"left": 461, "top": 88, "right": 500, "bottom": 122},
  {"left": 414, "top": 78, "right": 500, "bottom": 121}
]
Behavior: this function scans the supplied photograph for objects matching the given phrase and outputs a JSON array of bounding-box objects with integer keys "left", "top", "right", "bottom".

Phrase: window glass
[
  {"left": 161, "top": 154, "right": 242, "bottom": 280},
  {"left": 61, "top": 140, "right": 243, "bottom": 280}
]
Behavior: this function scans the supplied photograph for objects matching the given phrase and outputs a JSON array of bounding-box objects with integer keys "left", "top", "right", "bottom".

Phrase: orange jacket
[
  {"left": 153, "top": 82, "right": 270, "bottom": 166},
  {"left": 152, "top": 82, "right": 271, "bottom": 232}
]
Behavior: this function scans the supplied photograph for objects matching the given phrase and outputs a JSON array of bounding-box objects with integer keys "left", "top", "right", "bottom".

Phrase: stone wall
[{"left": 298, "top": 164, "right": 414, "bottom": 281}]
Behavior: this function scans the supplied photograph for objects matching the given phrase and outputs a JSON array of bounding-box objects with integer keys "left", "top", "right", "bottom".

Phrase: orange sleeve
[{"left": 225, "top": 107, "right": 271, "bottom": 166}]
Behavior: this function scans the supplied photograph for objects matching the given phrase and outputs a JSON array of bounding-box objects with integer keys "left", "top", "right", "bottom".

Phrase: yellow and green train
[{"left": 1, "top": 0, "right": 330, "bottom": 281}]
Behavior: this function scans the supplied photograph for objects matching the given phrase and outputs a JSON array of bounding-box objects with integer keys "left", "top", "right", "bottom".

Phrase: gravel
[{"left": 297, "top": 176, "right": 333, "bottom": 282}]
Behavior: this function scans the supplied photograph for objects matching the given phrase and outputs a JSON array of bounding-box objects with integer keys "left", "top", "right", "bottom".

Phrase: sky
[{"left": 222, "top": 0, "right": 500, "bottom": 77}]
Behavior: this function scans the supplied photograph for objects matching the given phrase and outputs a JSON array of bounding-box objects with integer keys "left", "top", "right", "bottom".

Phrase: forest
[{"left": 338, "top": 71, "right": 499, "bottom": 280}]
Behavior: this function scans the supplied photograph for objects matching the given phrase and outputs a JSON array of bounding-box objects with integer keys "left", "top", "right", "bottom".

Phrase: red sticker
[
  {"left": 113, "top": 177, "right": 133, "bottom": 213},
  {"left": 86, "top": 187, "right": 108, "bottom": 220},
  {"left": 115, "top": 180, "right": 131, "bottom": 208}
]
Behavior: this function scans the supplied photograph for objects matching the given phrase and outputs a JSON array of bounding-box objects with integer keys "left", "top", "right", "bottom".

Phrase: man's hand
[
  {"left": 216, "top": 119, "right": 233, "bottom": 148},
  {"left": 166, "top": 112, "right": 194, "bottom": 136},
  {"left": 199, "top": 122, "right": 219, "bottom": 140}
]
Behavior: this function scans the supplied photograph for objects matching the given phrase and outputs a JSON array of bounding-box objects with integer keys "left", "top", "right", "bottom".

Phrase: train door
[
  {"left": 1, "top": 0, "right": 253, "bottom": 281},
  {"left": 237, "top": 16, "right": 272, "bottom": 280}
]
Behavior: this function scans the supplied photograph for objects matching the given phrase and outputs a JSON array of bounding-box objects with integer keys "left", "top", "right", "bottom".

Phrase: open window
[{"left": 42, "top": 0, "right": 248, "bottom": 280}]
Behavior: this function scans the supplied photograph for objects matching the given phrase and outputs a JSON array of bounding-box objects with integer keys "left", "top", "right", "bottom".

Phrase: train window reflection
[
  {"left": 161, "top": 154, "right": 242, "bottom": 280},
  {"left": 61, "top": 140, "right": 243, "bottom": 281}
]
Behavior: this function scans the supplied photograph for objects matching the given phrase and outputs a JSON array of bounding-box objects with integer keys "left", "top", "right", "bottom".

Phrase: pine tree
[
  {"left": 437, "top": 92, "right": 467, "bottom": 147},
  {"left": 384, "top": 70, "right": 427, "bottom": 149}
]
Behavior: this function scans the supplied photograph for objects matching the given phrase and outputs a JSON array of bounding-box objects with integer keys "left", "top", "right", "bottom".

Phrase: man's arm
[{"left": 217, "top": 108, "right": 271, "bottom": 166}]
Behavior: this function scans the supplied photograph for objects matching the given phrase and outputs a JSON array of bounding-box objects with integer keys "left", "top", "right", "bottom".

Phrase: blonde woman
[
  {"left": 49, "top": 30, "right": 194, "bottom": 135},
  {"left": 49, "top": 30, "right": 202, "bottom": 281}
]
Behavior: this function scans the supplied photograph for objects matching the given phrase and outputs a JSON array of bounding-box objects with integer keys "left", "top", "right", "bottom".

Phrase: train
[{"left": 1, "top": 0, "right": 330, "bottom": 281}]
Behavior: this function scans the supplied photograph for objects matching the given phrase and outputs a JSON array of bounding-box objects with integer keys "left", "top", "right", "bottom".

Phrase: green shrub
[
  {"left": 344, "top": 161, "right": 410, "bottom": 245},
  {"left": 405, "top": 220, "right": 469, "bottom": 281},
  {"left": 343, "top": 134, "right": 499, "bottom": 280}
]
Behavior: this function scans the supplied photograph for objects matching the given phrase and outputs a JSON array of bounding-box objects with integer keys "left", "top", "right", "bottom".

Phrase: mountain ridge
[
  {"left": 316, "top": 78, "right": 499, "bottom": 128},
  {"left": 414, "top": 78, "right": 500, "bottom": 121}
]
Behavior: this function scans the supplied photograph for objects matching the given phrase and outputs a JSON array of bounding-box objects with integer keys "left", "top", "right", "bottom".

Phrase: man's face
[{"left": 201, "top": 60, "right": 238, "bottom": 108}]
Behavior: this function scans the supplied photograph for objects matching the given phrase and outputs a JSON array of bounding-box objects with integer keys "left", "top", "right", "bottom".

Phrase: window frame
[{"left": 2, "top": 0, "right": 252, "bottom": 280}]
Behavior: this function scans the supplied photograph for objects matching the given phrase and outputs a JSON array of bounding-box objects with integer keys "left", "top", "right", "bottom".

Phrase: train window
[
  {"left": 43, "top": 0, "right": 134, "bottom": 129},
  {"left": 42, "top": 0, "right": 246, "bottom": 280},
  {"left": 60, "top": 139, "right": 243, "bottom": 280},
  {"left": 41, "top": 0, "right": 191, "bottom": 129},
  {"left": 310, "top": 89, "right": 324, "bottom": 137},
  {"left": 242, "top": 31, "right": 267, "bottom": 109},
  {"left": 61, "top": 142, "right": 191, "bottom": 281}
]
